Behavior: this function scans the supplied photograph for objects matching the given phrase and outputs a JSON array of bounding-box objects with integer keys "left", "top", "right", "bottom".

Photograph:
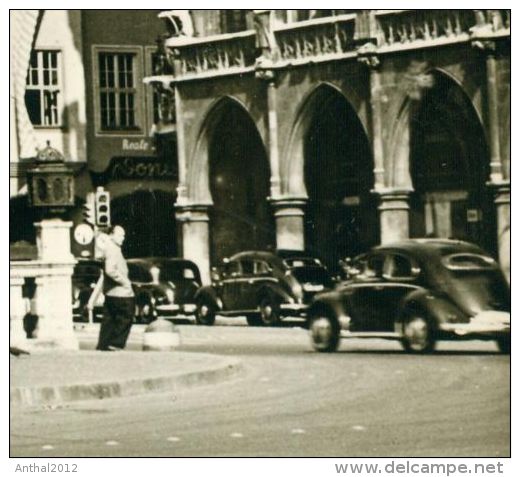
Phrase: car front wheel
[
  {"left": 496, "top": 337, "right": 510, "bottom": 354},
  {"left": 401, "top": 313, "right": 436, "bottom": 353},
  {"left": 136, "top": 297, "right": 156, "bottom": 324},
  {"left": 309, "top": 313, "right": 340, "bottom": 352},
  {"left": 196, "top": 299, "right": 216, "bottom": 326}
]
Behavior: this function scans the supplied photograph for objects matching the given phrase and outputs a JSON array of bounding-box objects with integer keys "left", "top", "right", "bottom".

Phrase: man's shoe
[{"left": 107, "top": 345, "right": 123, "bottom": 352}]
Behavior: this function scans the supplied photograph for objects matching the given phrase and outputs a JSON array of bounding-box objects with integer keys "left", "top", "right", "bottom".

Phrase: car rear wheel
[
  {"left": 496, "top": 337, "right": 510, "bottom": 354},
  {"left": 259, "top": 296, "right": 281, "bottom": 326},
  {"left": 309, "top": 313, "right": 340, "bottom": 352},
  {"left": 402, "top": 314, "right": 436, "bottom": 353},
  {"left": 196, "top": 299, "right": 216, "bottom": 326}
]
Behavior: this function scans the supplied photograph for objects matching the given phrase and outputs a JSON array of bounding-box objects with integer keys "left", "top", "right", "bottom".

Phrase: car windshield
[
  {"left": 290, "top": 266, "right": 333, "bottom": 287},
  {"left": 159, "top": 263, "right": 200, "bottom": 283}
]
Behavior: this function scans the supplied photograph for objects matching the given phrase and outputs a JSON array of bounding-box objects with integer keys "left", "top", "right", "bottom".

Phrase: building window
[
  {"left": 25, "top": 50, "right": 61, "bottom": 127},
  {"left": 98, "top": 52, "right": 141, "bottom": 131}
]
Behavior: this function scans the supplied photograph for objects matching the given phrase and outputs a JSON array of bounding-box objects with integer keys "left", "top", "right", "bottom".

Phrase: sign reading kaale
[{"left": 92, "top": 156, "right": 177, "bottom": 183}]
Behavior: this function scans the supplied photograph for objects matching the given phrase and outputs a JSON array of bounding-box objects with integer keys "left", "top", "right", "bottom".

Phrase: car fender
[
  {"left": 307, "top": 290, "right": 349, "bottom": 323},
  {"left": 256, "top": 283, "right": 293, "bottom": 304},
  {"left": 398, "top": 288, "right": 468, "bottom": 326},
  {"left": 194, "top": 286, "right": 222, "bottom": 311}
]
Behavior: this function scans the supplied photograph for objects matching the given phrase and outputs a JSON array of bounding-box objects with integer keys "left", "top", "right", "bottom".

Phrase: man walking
[{"left": 96, "top": 225, "right": 135, "bottom": 351}]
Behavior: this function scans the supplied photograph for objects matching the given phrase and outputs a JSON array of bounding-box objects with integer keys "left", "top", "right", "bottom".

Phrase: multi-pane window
[
  {"left": 25, "top": 50, "right": 61, "bottom": 127},
  {"left": 98, "top": 52, "right": 139, "bottom": 130}
]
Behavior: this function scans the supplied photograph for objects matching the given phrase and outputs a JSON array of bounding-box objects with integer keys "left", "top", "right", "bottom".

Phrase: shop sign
[{"left": 92, "top": 156, "right": 177, "bottom": 183}]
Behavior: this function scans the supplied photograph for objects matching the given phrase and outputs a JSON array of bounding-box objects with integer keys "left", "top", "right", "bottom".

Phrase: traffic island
[{"left": 10, "top": 351, "right": 243, "bottom": 408}]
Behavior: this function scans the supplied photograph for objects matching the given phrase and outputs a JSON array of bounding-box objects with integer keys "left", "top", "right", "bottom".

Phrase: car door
[
  {"left": 236, "top": 259, "right": 256, "bottom": 311},
  {"left": 344, "top": 253, "right": 388, "bottom": 332},
  {"left": 346, "top": 252, "right": 422, "bottom": 332},
  {"left": 220, "top": 259, "right": 242, "bottom": 310}
]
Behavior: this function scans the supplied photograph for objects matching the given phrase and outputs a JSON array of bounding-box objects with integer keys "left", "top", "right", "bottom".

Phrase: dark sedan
[
  {"left": 194, "top": 250, "right": 334, "bottom": 326},
  {"left": 308, "top": 239, "right": 510, "bottom": 353},
  {"left": 127, "top": 258, "right": 202, "bottom": 323}
]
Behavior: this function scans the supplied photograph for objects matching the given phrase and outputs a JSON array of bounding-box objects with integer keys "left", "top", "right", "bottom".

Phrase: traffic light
[
  {"left": 95, "top": 187, "right": 111, "bottom": 227},
  {"left": 83, "top": 192, "right": 96, "bottom": 225}
]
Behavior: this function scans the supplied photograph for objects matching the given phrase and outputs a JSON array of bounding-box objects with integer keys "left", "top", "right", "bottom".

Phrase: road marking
[
  {"left": 41, "top": 444, "right": 54, "bottom": 450},
  {"left": 167, "top": 436, "right": 180, "bottom": 442},
  {"left": 260, "top": 377, "right": 270, "bottom": 382},
  {"left": 351, "top": 425, "right": 366, "bottom": 432},
  {"left": 395, "top": 370, "right": 404, "bottom": 374},
  {"left": 230, "top": 432, "right": 244, "bottom": 438},
  {"left": 105, "top": 440, "right": 119, "bottom": 446},
  {"left": 291, "top": 428, "right": 306, "bottom": 434}
]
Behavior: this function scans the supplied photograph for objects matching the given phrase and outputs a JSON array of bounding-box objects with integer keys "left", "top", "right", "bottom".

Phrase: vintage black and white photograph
[{"left": 9, "top": 7, "right": 511, "bottom": 462}]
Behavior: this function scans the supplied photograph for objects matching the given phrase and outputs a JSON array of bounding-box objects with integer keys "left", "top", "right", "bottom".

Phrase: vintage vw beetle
[{"left": 308, "top": 239, "right": 510, "bottom": 353}]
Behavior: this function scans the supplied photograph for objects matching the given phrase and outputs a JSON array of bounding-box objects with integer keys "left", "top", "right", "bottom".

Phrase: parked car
[
  {"left": 72, "top": 257, "right": 202, "bottom": 323},
  {"left": 307, "top": 239, "right": 510, "bottom": 353},
  {"left": 72, "top": 259, "right": 104, "bottom": 322},
  {"left": 127, "top": 258, "right": 202, "bottom": 323},
  {"left": 194, "top": 250, "right": 334, "bottom": 326}
]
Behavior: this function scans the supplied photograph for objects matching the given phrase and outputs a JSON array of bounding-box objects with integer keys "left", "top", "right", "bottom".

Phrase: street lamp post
[{"left": 24, "top": 141, "right": 79, "bottom": 350}]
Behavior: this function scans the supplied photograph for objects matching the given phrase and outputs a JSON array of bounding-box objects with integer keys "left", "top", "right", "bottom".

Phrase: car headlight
[{"left": 165, "top": 288, "right": 175, "bottom": 304}]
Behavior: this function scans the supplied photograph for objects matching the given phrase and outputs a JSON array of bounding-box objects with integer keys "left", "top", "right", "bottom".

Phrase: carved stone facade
[{"left": 147, "top": 10, "right": 511, "bottom": 281}]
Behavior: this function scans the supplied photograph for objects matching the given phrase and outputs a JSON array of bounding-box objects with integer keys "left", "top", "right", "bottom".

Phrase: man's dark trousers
[{"left": 96, "top": 296, "right": 135, "bottom": 350}]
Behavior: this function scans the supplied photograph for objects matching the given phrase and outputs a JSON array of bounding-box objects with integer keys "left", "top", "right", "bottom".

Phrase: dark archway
[
  {"left": 208, "top": 100, "right": 274, "bottom": 264},
  {"left": 111, "top": 189, "right": 177, "bottom": 258},
  {"left": 303, "top": 86, "right": 377, "bottom": 269},
  {"left": 409, "top": 71, "right": 495, "bottom": 254}
]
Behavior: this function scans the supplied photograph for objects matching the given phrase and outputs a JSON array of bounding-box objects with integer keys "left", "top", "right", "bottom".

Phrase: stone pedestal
[
  {"left": 35, "top": 219, "right": 75, "bottom": 262},
  {"left": 176, "top": 205, "right": 211, "bottom": 284},
  {"left": 10, "top": 277, "right": 28, "bottom": 349},
  {"left": 270, "top": 197, "right": 307, "bottom": 251},
  {"left": 34, "top": 264, "right": 78, "bottom": 350},
  {"left": 492, "top": 182, "right": 510, "bottom": 282},
  {"left": 378, "top": 190, "right": 411, "bottom": 244}
]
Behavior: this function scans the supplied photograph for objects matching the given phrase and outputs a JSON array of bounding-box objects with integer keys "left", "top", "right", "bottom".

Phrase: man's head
[{"left": 109, "top": 225, "right": 126, "bottom": 247}]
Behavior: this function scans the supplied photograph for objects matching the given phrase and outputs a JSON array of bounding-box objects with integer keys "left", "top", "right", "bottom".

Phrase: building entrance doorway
[
  {"left": 208, "top": 101, "right": 274, "bottom": 265},
  {"left": 111, "top": 189, "right": 177, "bottom": 258},
  {"left": 304, "top": 87, "right": 377, "bottom": 269},
  {"left": 410, "top": 72, "right": 495, "bottom": 255}
]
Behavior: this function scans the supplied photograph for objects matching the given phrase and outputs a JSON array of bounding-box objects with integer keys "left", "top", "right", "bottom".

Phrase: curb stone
[{"left": 10, "top": 358, "right": 243, "bottom": 408}]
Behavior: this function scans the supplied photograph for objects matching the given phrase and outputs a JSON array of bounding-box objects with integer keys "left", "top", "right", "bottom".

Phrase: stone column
[
  {"left": 176, "top": 204, "right": 211, "bottom": 284},
  {"left": 35, "top": 265, "right": 78, "bottom": 350},
  {"left": 491, "top": 182, "right": 510, "bottom": 282},
  {"left": 378, "top": 190, "right": 411, "bottom": 244},
  {"left": 473, "top": 39, "right": 503, "bottom": 182},
  {"left": 473, "top": 38, "right": 509, "bottom": 277},
  {"left": 270, "top": 198, "right": 307, "bottom": 251},
  {"left": 357, "top": 43, "right": 385, "bottom": 191},
  {"left": 266, "top": 80, "right": 281, "bottom": 198},
  {"left": 10, "top": 276, "right": 28, "bottom": 349},
  {"left": 33, "top": 219, "right": 78, "bottom": 350}
]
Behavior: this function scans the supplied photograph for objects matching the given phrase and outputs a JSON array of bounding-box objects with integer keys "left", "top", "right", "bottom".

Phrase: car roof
[
  {"left": 127, "top": 257, "right": 199, "bottom": 268},
  {"left": 372, "top": 239, "right": 487, "bottom": 257}
]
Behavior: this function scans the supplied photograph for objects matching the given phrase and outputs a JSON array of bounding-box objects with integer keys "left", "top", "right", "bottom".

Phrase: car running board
[{"left": 339, "top": 331, "right": 402, "bottom": 340}]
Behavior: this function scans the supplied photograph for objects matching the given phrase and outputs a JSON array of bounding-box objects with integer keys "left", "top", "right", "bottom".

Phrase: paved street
[{"left": 10, "top": 322, "right": 510, "bottom": 457}]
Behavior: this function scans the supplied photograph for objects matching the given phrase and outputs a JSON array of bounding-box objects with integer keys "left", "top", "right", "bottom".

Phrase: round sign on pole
[{"left": 74, "top": 223, "right": 94, "bottom": 245}]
